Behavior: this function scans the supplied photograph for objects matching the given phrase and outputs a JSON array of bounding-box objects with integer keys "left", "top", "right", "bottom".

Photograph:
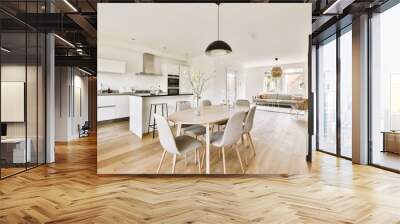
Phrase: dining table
[{"left": 168, "top": 104, "right": 249, "bottom": 174}]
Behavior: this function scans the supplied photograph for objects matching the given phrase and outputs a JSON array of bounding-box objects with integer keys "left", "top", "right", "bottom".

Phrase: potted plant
[{"left": 186, "top": 70, "right": 212, "bottom": 115}]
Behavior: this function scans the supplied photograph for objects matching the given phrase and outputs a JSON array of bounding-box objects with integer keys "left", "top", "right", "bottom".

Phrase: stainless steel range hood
[{"left": 136, "top": 53, "right": 162, "bottom": 76}]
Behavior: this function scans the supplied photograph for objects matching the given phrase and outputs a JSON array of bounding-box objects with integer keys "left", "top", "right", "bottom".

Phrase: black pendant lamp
[{"left": 205, "top": 2, "right": 232, "bottom": 56}]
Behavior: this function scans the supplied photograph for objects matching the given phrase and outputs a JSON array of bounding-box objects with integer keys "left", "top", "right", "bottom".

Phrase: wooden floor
[
  {"left": 1, "top": 135, "right": 400, "bottom": 223},
  {"left": 372, "top": 150, "right": 400, "bottom": 171},
  {"left": 97, "top": 109, "right": 309, "bottom": 174}
]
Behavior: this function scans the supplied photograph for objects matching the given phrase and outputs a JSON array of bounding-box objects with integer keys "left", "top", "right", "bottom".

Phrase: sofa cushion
[
  {"left": 277, "top": 94, "right": 292, "bottom": 100},
  {"left": 261, "top": 93, "right": 277, "bottom": 99}
]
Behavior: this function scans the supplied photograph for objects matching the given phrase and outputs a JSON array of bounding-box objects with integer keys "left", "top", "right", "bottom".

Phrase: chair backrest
[
  {"left": 244, "top": 106, "right": 256, "bottom": 133},
  {"left": 177, "top": 102, "right": 192, "bottom": 111},
  {"left": 202, "top": 100, "right": 212, "bottom": 107},
  {"left": 220, "top": 111, "right": 247, "bottom": 147},
  {"left": 235, "top": 99, "right": 250, "bottom": 108},
  {"left": 154, "top": 114, "right": 179, "bottom": 155}
]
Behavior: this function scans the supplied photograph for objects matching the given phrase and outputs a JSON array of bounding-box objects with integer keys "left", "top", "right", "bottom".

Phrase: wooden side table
[{"left": 381, "top": 131, "right": 400, "bottom": 154}]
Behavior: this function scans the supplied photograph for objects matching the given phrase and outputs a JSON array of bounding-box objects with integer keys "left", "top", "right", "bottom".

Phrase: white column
[{"left": 46, "top": 33, "right": 55, "bottom": 163}]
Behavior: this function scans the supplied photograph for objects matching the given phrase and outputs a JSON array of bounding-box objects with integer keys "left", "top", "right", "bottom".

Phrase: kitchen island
[{"left": 129, "top": 94, "right": 193, "bottom": 138}]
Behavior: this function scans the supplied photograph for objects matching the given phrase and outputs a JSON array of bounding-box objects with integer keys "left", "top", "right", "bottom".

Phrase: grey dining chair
[
  {"left": 177, "top": 103, "right": 206, "bottom": 135},
  {"left": 177, "top": 102, "right": 206, "bottom": 165},
  {"left": 235, "top": 99, "right": 250, "bottom": 108},
  {"left": 204, "top": 111, "right": 247, "bottom": 174},
  {"left": 154, "top": 114, "right": 202, "bottom": 174}
]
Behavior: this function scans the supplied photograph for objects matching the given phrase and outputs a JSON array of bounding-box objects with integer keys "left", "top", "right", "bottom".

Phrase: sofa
[{"left": 253, "top": 93, "right": 306, "bottom": 108}]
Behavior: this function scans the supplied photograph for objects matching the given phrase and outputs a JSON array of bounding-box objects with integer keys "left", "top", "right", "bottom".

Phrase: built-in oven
[
  {"left": 168, "top": 87, "right": 179, "bottom": 95},
  {"left": 167, "top": 75, "right": 179, "bottom": 88}
]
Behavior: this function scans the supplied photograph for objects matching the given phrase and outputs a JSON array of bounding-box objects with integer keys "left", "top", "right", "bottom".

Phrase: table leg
[
  {"left": 176, "top": 123, "right": 182, "bottom": 136},
  {"left": 206, "top": 123, "right": 210, "bottom": 174}
]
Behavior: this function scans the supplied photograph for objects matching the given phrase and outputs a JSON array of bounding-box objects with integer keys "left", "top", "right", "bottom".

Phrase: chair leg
[
  {"left": 157, "top": 150, "right": 167, "bottom": 174},
  {"left": 196, "top": 148, "right": 201, "bottom": 174},
  {"left": 200, "top": 148, "right": 205, "bottom": 169},
  {"left": 247, "top": 133, "right": 256, "bottom": 156},
  {"left": 235, "top": 144, "right": 245, "bottom": 174},
  {"left": 221, "top": 147, "right": 226, "bottom": 174},
  {"left": 194, "top": 139, "right": 198, "bottom": 164},
  {"left": 171, "top": 154, "right": 177, "bottom": 174},
  {"left": 242, "top": 134, "right": 248, "bottom": 166}
]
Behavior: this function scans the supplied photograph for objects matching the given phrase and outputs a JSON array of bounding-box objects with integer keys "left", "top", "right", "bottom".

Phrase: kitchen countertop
[{"left": 98, "top": 92, "right": 193, "bottom": 97}]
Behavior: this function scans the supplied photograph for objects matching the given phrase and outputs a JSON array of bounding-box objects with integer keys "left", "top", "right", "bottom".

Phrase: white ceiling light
[
  {"left": 63, "top": 0, "right": 78, "bottom": 12},
  {"left": 54, "top": 34, "right": 75, "bottom": 48},
  {"left": 1, "top": 47, "right": 11, "bottom": 53}
]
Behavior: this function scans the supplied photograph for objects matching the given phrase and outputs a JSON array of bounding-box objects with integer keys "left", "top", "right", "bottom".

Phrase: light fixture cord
[{"left": 217, "top": 3, "right": 220, "bottom": 40}]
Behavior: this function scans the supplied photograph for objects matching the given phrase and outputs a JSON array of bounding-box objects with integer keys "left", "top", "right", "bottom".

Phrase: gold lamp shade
[
  {"left": 271, "top": 66, "right": 283, "bottom": 78},
  {"left": 271, "top": 58, "right": 282, "bottom": 78}
]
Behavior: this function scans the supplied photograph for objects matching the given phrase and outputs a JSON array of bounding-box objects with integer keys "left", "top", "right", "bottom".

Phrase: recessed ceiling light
[
  {"left": 54, "top": 34, "right": 75, "bottom": 48},
  {"left": 1, "top": 47, "right": 11, "bottom": 53},
  {"left": 78, "top": 67, "right": 92, "bottom": 76},
  {"left": 63, "top": 0, "right": 78, "bottom": 12}
]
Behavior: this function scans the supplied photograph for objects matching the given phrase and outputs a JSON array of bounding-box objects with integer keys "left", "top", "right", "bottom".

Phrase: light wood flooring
[
  {"left": 97, "top": 109, "right": 309, "bottom": 174},
  {"left": 372, "top": 150, "right": 400, "bottom": 171},
  {"left": 1, "top": 135, "right": 400, "bottom": 223}
]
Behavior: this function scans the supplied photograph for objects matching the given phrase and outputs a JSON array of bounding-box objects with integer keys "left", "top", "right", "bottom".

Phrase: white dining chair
[
  {"left": 235, "top": 99, "right": 250, "bottom": 108},
  {"left": 154, "top": 114, "right": 202, "bottom": 174},
  {"left": 205, "top": 111, "right": 247, "bottom": 174},
  {"left": 242, "top": 106, "right": 257, "bottom": 165}
]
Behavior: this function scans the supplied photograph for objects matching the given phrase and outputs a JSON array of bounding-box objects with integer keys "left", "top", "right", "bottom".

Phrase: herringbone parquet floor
[{"left": 1, "top": 135, "right": 400, "bottom": 223}]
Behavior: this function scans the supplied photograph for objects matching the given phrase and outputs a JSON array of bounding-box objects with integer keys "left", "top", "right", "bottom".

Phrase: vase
[{"left": 194, "top": 95, "right": 201, "bottom": 116}]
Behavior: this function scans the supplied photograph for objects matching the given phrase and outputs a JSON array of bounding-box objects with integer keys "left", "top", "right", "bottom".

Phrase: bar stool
[{"left": 148, "top": 103, "right": 169, "bottom": 138}]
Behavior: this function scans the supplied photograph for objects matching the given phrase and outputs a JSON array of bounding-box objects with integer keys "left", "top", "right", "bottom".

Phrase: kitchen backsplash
[{"left": 97, "top": 72, "right": 166, "bottom": 92}]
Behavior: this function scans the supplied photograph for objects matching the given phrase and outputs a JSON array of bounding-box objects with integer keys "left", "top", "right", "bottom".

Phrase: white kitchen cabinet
[
  {"left": 114, "top": 95, "right": 129, "bottom": 118},
  {"left": 98, "top": 105, "right": 116, "bottom": 122},
  {"left": 97, "top": 95, "right": 129, "bottom": 121},
  {"left": 164, "top": 63, "right": 180, "bottom": 76},
  {"left": 98, "top": 58, "right": 126, "bottom": 74}
]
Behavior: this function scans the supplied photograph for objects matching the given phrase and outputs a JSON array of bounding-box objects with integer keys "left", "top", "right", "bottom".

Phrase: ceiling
[{"left": 98, "top": 3, "right": 311, "bottom": 68}]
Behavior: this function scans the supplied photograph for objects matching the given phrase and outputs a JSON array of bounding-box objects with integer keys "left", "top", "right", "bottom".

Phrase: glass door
[{"left": 317, "top": 36, "right": 337, "bottom": 155}]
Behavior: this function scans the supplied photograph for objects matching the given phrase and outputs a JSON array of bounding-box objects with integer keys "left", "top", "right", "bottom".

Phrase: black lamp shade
[{"left": 205, "top": 40, "right": 232, "bottom": 56}]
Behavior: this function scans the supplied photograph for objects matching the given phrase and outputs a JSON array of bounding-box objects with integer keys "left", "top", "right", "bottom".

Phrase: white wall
[
  {"left": 97, "top": 43, "right": 188, "bottom": 92},
  {"left": 188, "top": 55, "right": 244, "bottom": 104}
]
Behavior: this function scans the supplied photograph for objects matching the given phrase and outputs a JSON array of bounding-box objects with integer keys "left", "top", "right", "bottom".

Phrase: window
[
  {"left": 340, "top": 28, "right": 352, "bottom": 158},
  {"left": 370, "top": 3, "right": 400, "bottom": 171}
]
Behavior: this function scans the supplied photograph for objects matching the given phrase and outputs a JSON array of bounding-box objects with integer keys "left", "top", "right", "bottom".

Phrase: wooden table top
[{"left": 168, "top": 105, "right": 249, "bottom": 125}]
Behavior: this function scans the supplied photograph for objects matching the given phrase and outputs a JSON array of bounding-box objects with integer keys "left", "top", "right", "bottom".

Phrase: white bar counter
[{"left": 129, "top": 94, "right": 193, "bottom": 138}]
